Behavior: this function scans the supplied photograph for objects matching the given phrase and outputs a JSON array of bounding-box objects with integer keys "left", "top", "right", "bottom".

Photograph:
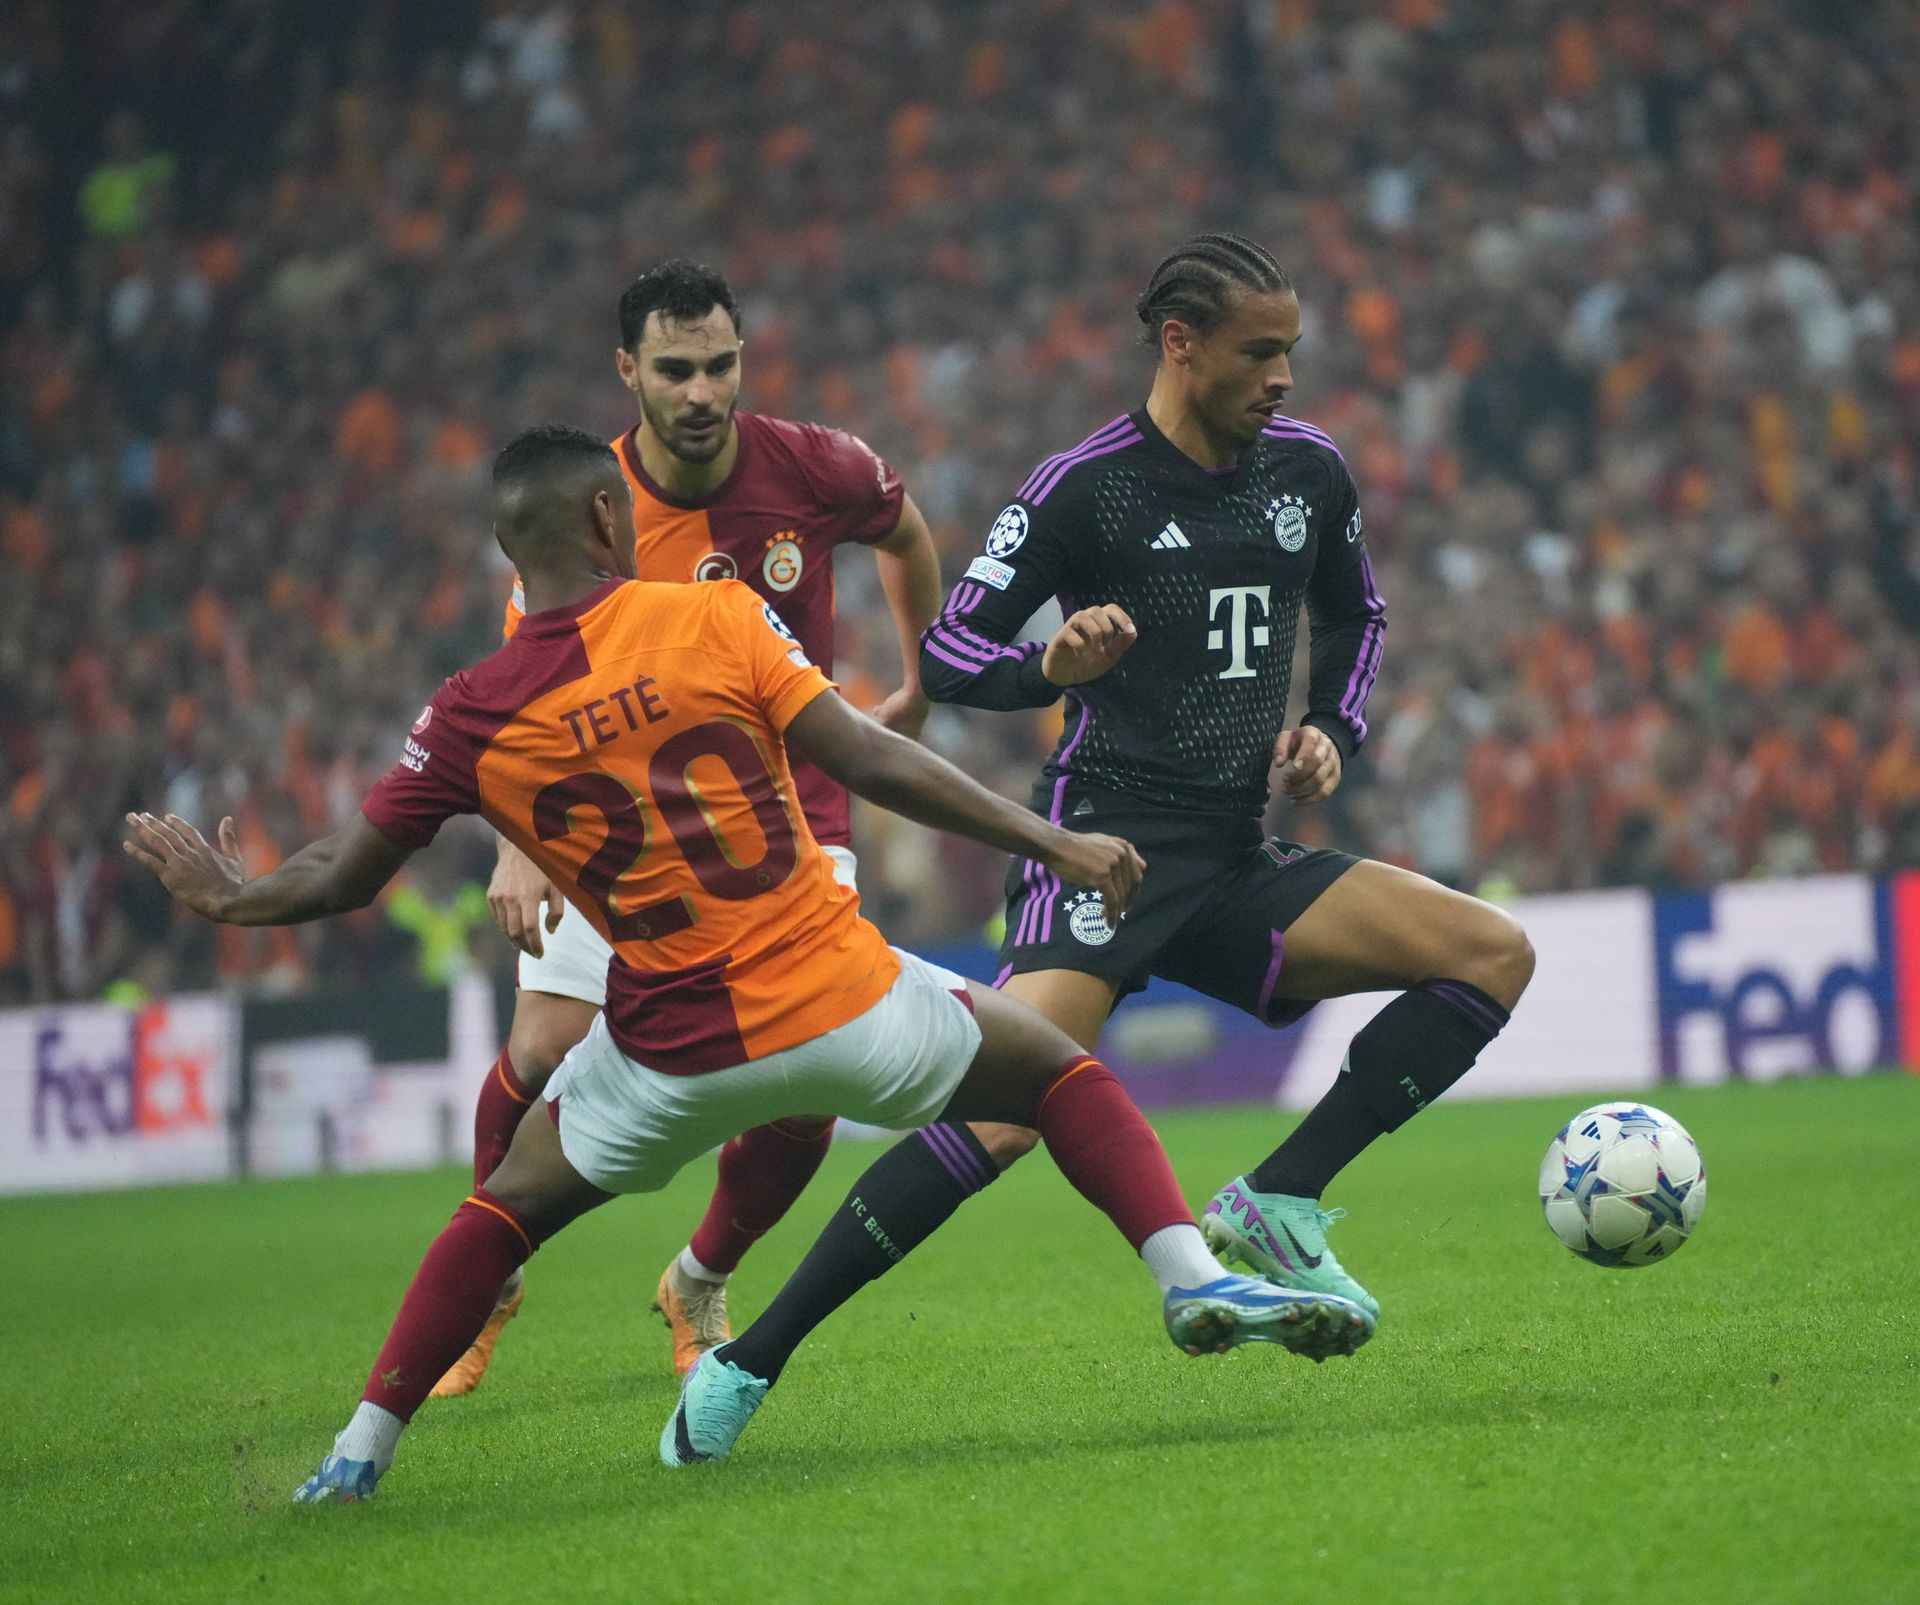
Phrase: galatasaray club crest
[{"left": 763, "top": 531, "right": 804, "bottom": 593}]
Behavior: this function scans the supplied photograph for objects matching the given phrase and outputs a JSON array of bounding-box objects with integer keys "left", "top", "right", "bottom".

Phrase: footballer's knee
[
  {"left": 507, "top": 992, "right": 600, "bottom": 1094},
  {"left": 966, "top": 1122, "right": 1039, "bottom": 1169},
  {"left": 1449, "top": 903, "right": 1534, "bottom": 1012},
  {"left": 486, "top": 1100, "right": 608, "bottom": 1241},
  {"left": 485, "top": 1176, "right": 595, "bottom": 1246}
]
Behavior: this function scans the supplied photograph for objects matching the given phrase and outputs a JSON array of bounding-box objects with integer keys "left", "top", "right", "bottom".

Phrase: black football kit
[{"left": 920, "top": 406, "right": 1386, "bottom": 1020}]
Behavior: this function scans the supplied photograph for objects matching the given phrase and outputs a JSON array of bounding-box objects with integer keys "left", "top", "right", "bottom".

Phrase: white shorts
[
  {"left": 544, "top": 948, "right": 981, "bottom": 1195},
  {"left": 518, "top": 845, "right": 859, "bottom": 1006}
]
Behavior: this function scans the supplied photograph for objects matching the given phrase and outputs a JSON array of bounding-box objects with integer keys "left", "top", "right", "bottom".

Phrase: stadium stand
[{"left": 1, "top": 0, "right": 1915, "bottom": 1001}]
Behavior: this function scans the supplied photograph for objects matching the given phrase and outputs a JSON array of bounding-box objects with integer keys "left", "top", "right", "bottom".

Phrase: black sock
[
  {"left": 721, "top": 1122, "right": 998, "bottom": 1385},
  {"left": 1249, "top": 979, "right": 1510, "bottom": 1199}
]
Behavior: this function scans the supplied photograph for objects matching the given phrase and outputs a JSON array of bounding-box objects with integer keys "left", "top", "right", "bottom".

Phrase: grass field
[{"left": 4, "top": 1076, "right": 1917, "bottom": 1605}]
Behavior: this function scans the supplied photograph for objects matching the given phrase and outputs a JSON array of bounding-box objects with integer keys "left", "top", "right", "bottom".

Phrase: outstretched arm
[
  {"left": 868, "top": 494, "right": 942, "bottom": 737},
  {"left": 124, "top": 811, "right": 413, "bottom": 925},
  {"left": 783, "top": 689, "right": 1144, "bottom": 919}
]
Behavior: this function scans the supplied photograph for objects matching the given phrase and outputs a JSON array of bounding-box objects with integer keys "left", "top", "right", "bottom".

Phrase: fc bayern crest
[
  {"left": 763, "top": 535, "right": 803, "bottom": 593},
  {"left": 1269, "top": 494, "right": 1310, "bottom": 552},
  {"left": 694, "top": 552, "right": 739, "bottom": 582},
  {"left": 1066, "top": 889, "right": 1117, "bottom": 945},
  {"left": 986, "top": 504, "right": 1030, "bottom": 557}
]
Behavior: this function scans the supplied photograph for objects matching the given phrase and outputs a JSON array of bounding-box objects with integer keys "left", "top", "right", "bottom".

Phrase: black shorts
[{"left": 995, "top": 782, "right": 1358, "bottom": 1026}]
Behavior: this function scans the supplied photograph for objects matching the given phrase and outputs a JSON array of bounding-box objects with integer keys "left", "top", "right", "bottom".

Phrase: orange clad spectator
[
  {"left": 429, "top": 417, "right": 487, "bottom": 471},
  {"left": 10, "top": 0, "right": 1920, "bottom": 1001},
  {"left": 336, "top": 386, "right": 402, "bottom": 477},
  {"left": 2, "top": 501, "right": 48, "bottom": 572},
  {"left": 1721, "top": 597, "right": 1792, "bottom": 691},
  {"left": 1869, "top": 708, "right": 1920, "bottom": 828},
  {"left": 1551, "top": 18, "right": 1599, "bottom": 97}
]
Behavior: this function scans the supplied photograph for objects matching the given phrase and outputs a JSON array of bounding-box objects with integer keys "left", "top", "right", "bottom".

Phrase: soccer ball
[{"left": 1539, "top": 1102, "right": 1706, "bottom": 1268}]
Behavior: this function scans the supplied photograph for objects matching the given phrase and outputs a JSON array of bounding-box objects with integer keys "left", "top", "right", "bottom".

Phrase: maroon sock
[
  {"left": 687, "top": 1116, "right": 837, "bottom": 1275},
  {"left": 361, "top": 1189, "right": 533, "bottom": 1423},
  {"left": 472, "top": 1051, "right": 533, "bottom": 1189},
  {"left": 1034, "top": 1056, "right": 1193, "bottom": 1250}
]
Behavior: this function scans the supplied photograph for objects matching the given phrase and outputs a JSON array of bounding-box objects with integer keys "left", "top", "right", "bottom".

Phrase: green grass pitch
[{"left": 4, "top": 1075, "right": 1917, "bottom": 1605}]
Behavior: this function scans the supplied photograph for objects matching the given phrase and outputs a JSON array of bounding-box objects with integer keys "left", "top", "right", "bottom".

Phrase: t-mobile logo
[{"left": 1206, "top": 584, "right": 1271, "bottom": 679}]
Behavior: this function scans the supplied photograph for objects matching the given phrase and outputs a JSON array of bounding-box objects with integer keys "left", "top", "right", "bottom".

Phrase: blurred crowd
[{"left": 1, "top": 0, "right": 1917, "bottom": 1004}]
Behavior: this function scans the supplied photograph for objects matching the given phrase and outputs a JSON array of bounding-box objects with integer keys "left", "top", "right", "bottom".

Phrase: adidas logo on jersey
[{"left": 1148, "top": 521, "right": 1191, "bottom": 551}]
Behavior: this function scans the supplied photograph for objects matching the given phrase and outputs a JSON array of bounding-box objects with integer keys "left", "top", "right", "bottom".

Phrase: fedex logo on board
[
  {"left": 1653, "top": 874, "right": 1920, "bottom": 1081},
  {"left": 32, "top": 1004, "right": 217, "bottom": 1145}
]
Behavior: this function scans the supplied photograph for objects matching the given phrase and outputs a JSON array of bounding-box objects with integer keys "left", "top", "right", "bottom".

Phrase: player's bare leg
[
  {"left": 1000, "top": 967, "right": 1120, "bottom": 1050},
  {"left": 297, "top": 1096, "right": 612, "bottom": 1502},
  {"left": 1259, "top": 860, "right": 1533, "bottom": 1009},
  {"left": 665, "top": 978, "right": 1367, "bottom": 1466},
  {"left": 997, "top": 968, "right": 1114, "bottom": 1158},
  {"left": 943, "top": 967, "right": 1123, "bottom": 1172},
  {"left": 507, "top": 991, "right": 603, "bottom": 1099},
  {"left": 651, "top": 982, "right": 1100, "bottom": 1376},
  {"left": 433, "top": 988, "right": 600, "bottom": 1398},
  {"left": 1204, "top": 861, "right": 1535, "bottom": 1317},
  {"left": 943, "top": 968, "right": 1122, "bottom": 1172}
]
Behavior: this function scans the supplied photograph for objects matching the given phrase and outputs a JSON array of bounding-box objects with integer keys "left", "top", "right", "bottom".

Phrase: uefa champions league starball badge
[{"left": 986, "top": 504, "right": 1030, "bottom": 557}]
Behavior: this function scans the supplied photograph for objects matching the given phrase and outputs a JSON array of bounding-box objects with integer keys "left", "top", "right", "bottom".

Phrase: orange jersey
[
  {"left": 501, "top": 412, "right": 905, "bottom": 846},
  {"left": 364, "top": 578, "right": 901, "bottom": 1073}
]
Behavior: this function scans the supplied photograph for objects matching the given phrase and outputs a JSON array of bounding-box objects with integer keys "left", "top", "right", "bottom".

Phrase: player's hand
[
  {"left": 1273, "top": 726, "right": 1342, "bottom": 804},
  {"left": 1042, "top": 605, "right": 1137, "bottom": 688},
  {"left": 123, "top": 813, "right": 247, "bottom": 920},
  {"left": 1040, "top": 829, "right": 1145, "bottom": 927},
  {"left": 869, "top": 683, "right": 932, "bottom": 740},
  {"left": 489, "top": 837, "right": 566, "bottom": 957}
]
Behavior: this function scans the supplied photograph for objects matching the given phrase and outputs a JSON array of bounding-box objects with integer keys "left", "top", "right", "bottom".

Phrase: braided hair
[{"left": 1135, "top": 233, "right": 1292, "bottom": 349}]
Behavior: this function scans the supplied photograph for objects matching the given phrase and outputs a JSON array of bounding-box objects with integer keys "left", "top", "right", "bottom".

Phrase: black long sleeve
[
  {"left": 919, "top": 500, "right": 1068, "bottom": 711},
  {"left": 1301, "top": 468, "right": 1386, "bottom": 761}
]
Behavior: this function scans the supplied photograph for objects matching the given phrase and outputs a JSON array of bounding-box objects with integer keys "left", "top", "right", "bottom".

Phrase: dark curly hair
[{"left": 618, "top": 258, "right": 741, "bottom": 352}]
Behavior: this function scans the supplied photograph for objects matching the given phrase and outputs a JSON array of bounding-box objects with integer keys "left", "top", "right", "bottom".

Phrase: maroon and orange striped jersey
[
  {"left": 504, "top": 411, "right": 905, "bottom": 846},
  {"left": 365, "top": 577, "right": 900, "bottom": 1074}
]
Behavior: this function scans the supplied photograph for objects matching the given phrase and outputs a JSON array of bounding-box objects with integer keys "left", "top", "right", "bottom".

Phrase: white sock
[
  {"left": 334, "top": 1401, "right": 404, "bottom": 1474},
  {"left": 677, "top": 1246, "right": 728, "bottom": 1285},
  {"left": 1139, "top": 1224, "right": 1224, "bottom": 1294}
]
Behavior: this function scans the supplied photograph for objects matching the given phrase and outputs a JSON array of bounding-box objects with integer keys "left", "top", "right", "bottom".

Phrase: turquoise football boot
[
  {"left": 660, "top": 1347, "right": 772, "bottom": 1465},
  {"left": 1203, "top": 1178, "right": 1381, "bottom": 1324}
]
